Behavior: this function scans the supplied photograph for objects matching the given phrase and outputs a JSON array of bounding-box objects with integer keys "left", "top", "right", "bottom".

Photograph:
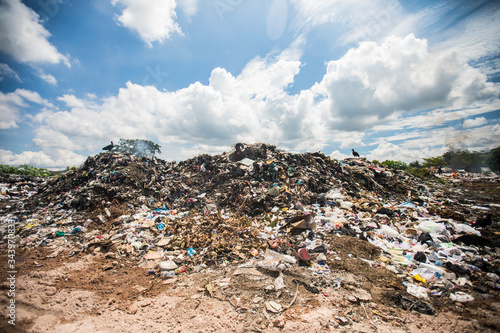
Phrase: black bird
[
  {"left": 351, "top": 149, "right": 360, "bottom": 158},
  {"left": 475, "top": 214, "right": 492, "bottom": 228},
  {"left": 102, "top": 141, "right": 114, "bottom": 151}
]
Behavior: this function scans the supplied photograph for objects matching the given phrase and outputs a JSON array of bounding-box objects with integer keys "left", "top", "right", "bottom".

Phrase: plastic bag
[{"left": 379, "top": 225, "right": 399, "bottom": 238}]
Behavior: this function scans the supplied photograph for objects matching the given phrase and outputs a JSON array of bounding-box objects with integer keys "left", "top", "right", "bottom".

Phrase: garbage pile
[
  {"left": 1, "top": 142, "right": 499, "bottom": 317},
  {"left": 16, "top": 143, "right": 431, "bottom": 217}
]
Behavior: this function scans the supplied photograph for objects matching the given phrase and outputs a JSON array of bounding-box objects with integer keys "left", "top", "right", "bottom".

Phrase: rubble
[{"left": 1, "top": 143, "right": 499, "bottom": 331}]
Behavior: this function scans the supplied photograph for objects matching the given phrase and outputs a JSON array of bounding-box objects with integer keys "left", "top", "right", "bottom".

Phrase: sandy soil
[{"left": 0, "top": 237, "right": 498, "bottom": 333}]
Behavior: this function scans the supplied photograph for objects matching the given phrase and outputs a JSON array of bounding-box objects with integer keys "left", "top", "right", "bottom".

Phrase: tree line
[{"left": 373, "top": 146, "right": 500, "bottom": 174}]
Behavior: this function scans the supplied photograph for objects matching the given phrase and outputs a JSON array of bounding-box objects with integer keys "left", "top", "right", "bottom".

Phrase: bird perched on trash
[
  {"left": 351, "top": 149, "right": 360, "bottom": 157},
  {"left": 102, "top": 141, "right": 114, "bottom": 151}
]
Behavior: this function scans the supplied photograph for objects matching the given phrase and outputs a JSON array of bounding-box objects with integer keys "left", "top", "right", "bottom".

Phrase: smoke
[{"left": 134, "top": 140, "right": 149, "bottom": 158}]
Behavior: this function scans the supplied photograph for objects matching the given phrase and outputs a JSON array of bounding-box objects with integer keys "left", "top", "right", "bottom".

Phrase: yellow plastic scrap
[
  {"left": 206, "top": 283, "right": 214, "bottom": 297},
  {"left": 22, "top": 223, "right": 38, "bottom": 229},
  {"left": 413, "top": 274, "right": 427, "bottom": 284}
]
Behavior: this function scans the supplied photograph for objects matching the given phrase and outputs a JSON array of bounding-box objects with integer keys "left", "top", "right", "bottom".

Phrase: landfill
[{"left": 1, "top": 143, "right": 499, "bottom": 332}]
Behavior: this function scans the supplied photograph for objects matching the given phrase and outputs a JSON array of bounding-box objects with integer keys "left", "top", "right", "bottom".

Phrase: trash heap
[
  {"left": 1, "top": 142, "right": 499, "bottom": 316},
  {"left": 16, "top": 143, "right": 430, "bottom": 217}
]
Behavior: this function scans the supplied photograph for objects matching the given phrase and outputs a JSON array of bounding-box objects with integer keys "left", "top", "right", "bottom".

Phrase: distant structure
[
  {"left": 351, "top": 149, "right": 360, "bottom": 158},
  {"left": 102, "top": 141, "right": 114, "bottom": 151}
]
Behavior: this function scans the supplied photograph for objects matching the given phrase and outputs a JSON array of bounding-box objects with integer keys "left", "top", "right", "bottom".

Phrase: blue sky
[{"left": 0, "top": 0, "right": 499, "bottom": 169}]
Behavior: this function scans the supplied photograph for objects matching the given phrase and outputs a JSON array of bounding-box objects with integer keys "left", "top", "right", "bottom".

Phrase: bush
[
  {"left": 380, "top": 160, "right": 408, "bottom": 170},
  {"left": 442, "top": 149, "right": 487, "bottom": 172},
  {"left": 406, "top": 167, "right": 432, "bottom": 179},
  {"left": 488, "top": 146, "right": 500, "bottom": 172},
  {"left": 422, "top": 156, "right": 445, "bottom": 167},
  {"left": 0, "top": 164, "right": 50, "bottom": 177}
]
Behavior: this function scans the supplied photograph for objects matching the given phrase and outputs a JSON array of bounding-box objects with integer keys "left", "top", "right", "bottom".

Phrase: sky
[{"left": 0, "top": 0, "right": 499, "bottom": 169}]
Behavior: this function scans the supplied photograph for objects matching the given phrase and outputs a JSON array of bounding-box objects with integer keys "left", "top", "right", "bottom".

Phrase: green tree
[
  {"left": 114, "top": 139, "right": 161, "bottom": 158},
  {"left": 422, "top": 156, "right": 445, "bottom": 167},
  {"left": 380, "top": 160, "right": 408, "bottom": 170},
  {"left": 0, "top": 164, "right": 50, "bottom": 177},
  {"left": 442, "top": 149, "right": 487, "bottom": 172},
  {"left": 488, "top": 146, "right": 500, "bottom": 172},
  {"left": 409, "top": 160, "right": 421, "bottom": 168}
]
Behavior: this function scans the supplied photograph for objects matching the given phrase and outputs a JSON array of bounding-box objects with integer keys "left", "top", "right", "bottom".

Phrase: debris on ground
[{"left": 1, "top": 143, "right": 499, "bottom": 332}]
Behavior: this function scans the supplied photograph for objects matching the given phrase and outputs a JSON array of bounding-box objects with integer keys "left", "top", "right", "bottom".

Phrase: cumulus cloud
[
  {"left": 0, "top": 91, "right": 24, "bottom": 129},
  {"left": 15, "top": 89, "right": 53, "bottom": 107},
  {"left": 367, "top": 142, "right": 445, "bottom": 163},
  {"left": 315, "top": 34, "right": 499, "bottom": 132},
  {"left": 0, "top": 89, "right": 52, "bottom": 129},
  {"left": 0, "top": 0, "right": 69, "bottom": 65},
  {"left": 26, "top": 46, "right": 320, "bottom": 161},
  {"left": 6, "top": 33, "right": 500, "bottom": 167},
  {"left": 463, "top": 117, "right": 487, "bottom": 128},
  {"left": 38, "top": 72, "right": 57, "bottom": 85},
  {"left": 57, "top": 94, "right": 87, "bottom": 109},
  {"left": 112, "top": 0, "right": 183, "bottom": 47},
  {"left": 329, "top": 150, "right": 351, "bottom": 161},
  {"left": 0, "top": 148, "right": 86, "bottom": 169}
]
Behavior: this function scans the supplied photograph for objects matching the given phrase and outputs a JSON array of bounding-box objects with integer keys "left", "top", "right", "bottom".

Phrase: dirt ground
[
  {"left": 0, "top": 237, "right": 498, "bottom": 333},
  {"left": 0, "top": 180, "right": 499, "bottom": 332}
]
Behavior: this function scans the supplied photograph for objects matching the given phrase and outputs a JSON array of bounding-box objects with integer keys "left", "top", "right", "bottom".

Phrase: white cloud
[
  {"left": 329, "top": 150, "right": 350, "bottom": 161},
  {"left": 0, "top": 89, "right": 52, "bottom": 129},
  {"left": 372, "top": 101, "right": 500, "bottom": 132},
  {"left": 427, "top": 1, "right": 500, "bottom": 62},
  {"left": 5, "top": 33, "right": 500, "bottom": 167},
  {"left": 0, "top": 0, "right": 69, "bottom": 65},
  {"left": 15, "top": 89, "right": 52, "bottom": 107},
  {"left": 0, "top": 63, "right": 21, "bottom": 82},
  {"left": 26, "top": 46, "right": 319, "bottom": 161},
  {"left": 315, "top": 34, "right": 499, "bottom": 132},
  {"left": 463, "top": 117, "right": 487, "bottom": 128},
  {"left": 367, "top": 142, "right": 445, "bottom": 163},
  {"left": 39, "top": 72, "right": 57, "bottom": 85},
  {"left": 0, "top": 148, "right": 86, "bottom": 169},
  {"left": 329, "top": 131, "right": 365, "bottom": 149},
  {"left": 111, "top": 0, "right": 183, "bottom": 47},
  {"left": 369, "top": 122, "right": 500, "bottom": 158},
  {"left": 0, "top": 91, "right": 24, "bottom": 129},
  {"left": 291, "top": 0, "right": 406, "bottom": 45},
  {"left": 57, "top": 94, "right": 87, "bottom": 109}
]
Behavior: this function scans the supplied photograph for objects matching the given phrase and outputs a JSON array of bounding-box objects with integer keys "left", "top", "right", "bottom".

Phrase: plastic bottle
[
  {"left": 486, "top": 273, "right": 500, "bottom": 282},
  {"left": 265, "top": 249, "right": 297, "bottom": 264},
  {"left": 418, "top": 263, "right": 445, "bottom": 276},
  {"left": 450, "top": 292, "right": 474, "bottom": 302}
]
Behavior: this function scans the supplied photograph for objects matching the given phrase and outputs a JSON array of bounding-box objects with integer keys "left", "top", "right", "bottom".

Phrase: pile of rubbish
[
  {"left": 1, "top": 142, "right": 499, "bottom": 316},
  {"left": 16, "top": 143, "right": 431, "bottom": 217}
]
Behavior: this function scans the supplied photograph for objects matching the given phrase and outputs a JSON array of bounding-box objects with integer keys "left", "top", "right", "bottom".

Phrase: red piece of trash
[{"left": 298, "top": 248, "right": 311, "bottom": 261}]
